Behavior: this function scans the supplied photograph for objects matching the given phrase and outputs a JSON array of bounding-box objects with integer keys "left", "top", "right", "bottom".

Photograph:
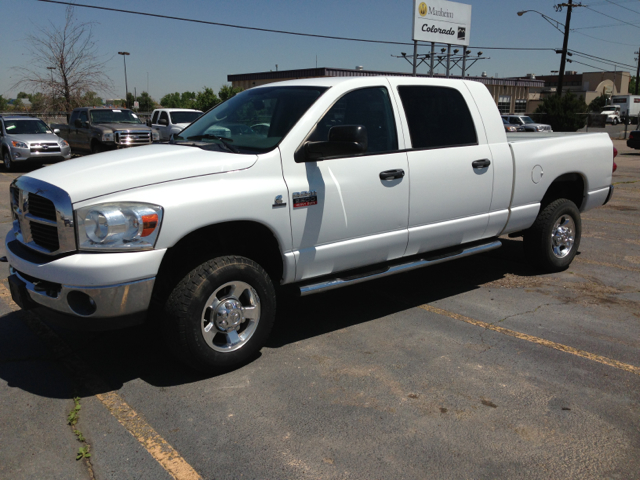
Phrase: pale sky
[{"left": 2, "top": 0, "right": 639, "bottom": 102}]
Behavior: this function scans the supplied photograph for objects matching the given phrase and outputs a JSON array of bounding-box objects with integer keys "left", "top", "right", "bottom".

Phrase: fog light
[{"left": 67, "top": 291, "right": 97, "bottom": 316}]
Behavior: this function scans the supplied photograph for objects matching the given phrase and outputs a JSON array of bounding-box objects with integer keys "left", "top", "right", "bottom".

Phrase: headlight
[
  {"left": 152, "top": 130, "right": 160, "bottom": 141},
  {"left": 58, "top": 139, "right": 69, "bottom": 147},
  {"left": 76, "top": 202, "right": 163, "bottom": 251},
  {"left": 536, "top": 126, "right": 544, "bottom": 131},
  {"left": 11, "top": 141, "right": 28, "bottom": 148},
  {"left": 102, "top": 133, "right": 114, "bottom": 142}
]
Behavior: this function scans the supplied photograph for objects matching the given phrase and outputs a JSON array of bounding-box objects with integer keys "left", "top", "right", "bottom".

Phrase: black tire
[
  {"left": 612, "top": 118, "right": 618, "bottom": 125},
  {"left": 90, "top": 141, "right": 103, "bottom": 154},
  {"left": 523, "top": 198, "right": 581, "bottom": 273},
  {"left": 162, "top": 255, "right": 276, "bottom": 373},
  {"left": 3, "top": 149, "right": 13, "bottom": 172}
]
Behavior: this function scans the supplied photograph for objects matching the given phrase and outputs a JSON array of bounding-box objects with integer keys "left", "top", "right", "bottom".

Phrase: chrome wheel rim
[
  {"left": 551, "top": 214, "right": 575, "bottom": 258},
  {"left": 201, "top": 280, "right": 261, "bottom": 353}
]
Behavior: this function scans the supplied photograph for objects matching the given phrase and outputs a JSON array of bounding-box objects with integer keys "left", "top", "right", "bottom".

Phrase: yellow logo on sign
[{"left": 419, "top": 2, "right": 427, "bottom": 16}]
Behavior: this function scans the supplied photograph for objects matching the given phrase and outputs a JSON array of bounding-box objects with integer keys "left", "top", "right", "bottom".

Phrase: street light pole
[
  {"left": 635, "top": 49, "right": 640, "bottom": 95},
  {"left": 118, "top": 51, "right": 130, "bottom": 108}
]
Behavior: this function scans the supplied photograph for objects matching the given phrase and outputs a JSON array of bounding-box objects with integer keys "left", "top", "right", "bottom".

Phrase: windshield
[
  {"left": 4, "top": 119, "right": 51, "bottom": 135},
  {"left": 602, "top": 107, "right": 617, "bottom": 112},
  {"left": 90, "top": 109, "right": 142, "bottom": 124},
  {"left": 170, "top": 111, "right": 202, "bottom": 124},
  {"left": 175, "top": 86, "right": 328, "bottom": 153},
  {"left": 521, "top": 116, "right": 535, "bottom": 124}
]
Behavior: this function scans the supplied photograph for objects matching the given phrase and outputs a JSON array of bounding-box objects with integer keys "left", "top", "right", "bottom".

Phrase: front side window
[
  {"left": 170, "top": 111, "right": 201, "bottom": 124},
  {"left": 176, "top": 86, "right": 328, "bottom": 153},
  {"left": 159, "top": 111, "right": 169, "bottom": 123},
  {"left": 151, "top": 111, "right": 159, "bottom": 124},
  {"left": 398, "top": 86, "right": 477, "bottom": 149},
  {"left": 307, "top": 87, "right": 398, "bottom": 154}
]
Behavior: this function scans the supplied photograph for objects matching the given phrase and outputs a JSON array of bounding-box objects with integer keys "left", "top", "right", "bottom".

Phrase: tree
[
  {"left": 218, "top": 85, "right": 243, "bottom": 102},
  {"left": 126, "top": 92, "right": 136, "bottom": 110},
  {"left": 588, "top": 94, "right": 607, "bottom": 113},
  {"left": 136, "top": 92, "right": 156, "bottom": 112},
  {"left": 82, "top": 91, "right": 103, "bottom": 107},
  {"left": 160, "top": 92, "right": 182, "bottom": 108},
  {"left": 28, "top": 92, "right": 48, "bottom": 112},
  {"left": 12, "top": 6, "right": 112, "bottom": 113},
  {"left": 630, "top": 76, "right": 637, "bottom": 95},
  {"left": 535, "top": 92, "right": 587, "bottom": 132},
  {"left": 0, "top": 96, "right": 7, "bottom": 112},
  {"left": 195, "top": 87, "right": 221, "bottom": 111}
]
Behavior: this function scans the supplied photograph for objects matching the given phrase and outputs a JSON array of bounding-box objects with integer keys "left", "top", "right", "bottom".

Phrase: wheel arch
[
  {"left": 540, "top": 172, "right": 586, "bottom": 210},
  {"left": 154, "top": 220, "right": 286, "bottom": 302}
]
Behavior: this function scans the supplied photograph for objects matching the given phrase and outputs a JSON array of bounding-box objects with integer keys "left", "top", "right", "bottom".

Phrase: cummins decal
[{"left": 292, "top": 191, "right": 318, "bottom": 208}]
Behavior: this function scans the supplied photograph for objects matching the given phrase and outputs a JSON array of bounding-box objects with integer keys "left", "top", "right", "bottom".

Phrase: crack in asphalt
[{"left": 496, "top": 302, "right": 565, "bottom": 324}]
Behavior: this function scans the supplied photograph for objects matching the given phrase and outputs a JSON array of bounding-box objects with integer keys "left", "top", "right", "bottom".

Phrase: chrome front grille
[
  {"left": 29, "top": 142, "right": 61, "bottom": 153},
  {"left": 115, "top": 130, "right": 152, "bottom": 145},
  {"left": 10, "top": 177, "right": 76, "bottom": 255}
]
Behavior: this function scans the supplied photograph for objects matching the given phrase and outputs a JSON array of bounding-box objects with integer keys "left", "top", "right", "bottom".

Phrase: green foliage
[
  {"left": 67, "top": 397, "right": 81, "bottom": 426},
  {"left": 588, "top": 94, "right": 607, "bottom": 113},
  {"left": 82, "top": 91, "right": 102, "bottom": 107},
  {"left": 160, "top": 92, "right": 182, "bottom": 108},
  {"left": 17, "top": 92, "right": 29, "bottom": 99},
  {"left": 630, "top": 76, "right": 638, "bottom": 95},
  {"left": 136, "top": 91, "right": 156, "bottom": 112},
  {"left": 535, "top": 92, "right": 587, "bottom": 132},
  {"left": 76, "top": 445, "right": 91, "bottom": 460},
  {"left": 218, "top": 85, "right": 243, "bottom": 102},
  {"left": 0, "top": 95, "right": 7, "bottom": 111},
  {"left": 28, "top": 92, "right": 47, "bottom": 112},
  {"left": 126, "top": 92, "right": 135, "bottom": 109},
  {"left": 195, "top": 87, "right": 220, "bottom": 111}
]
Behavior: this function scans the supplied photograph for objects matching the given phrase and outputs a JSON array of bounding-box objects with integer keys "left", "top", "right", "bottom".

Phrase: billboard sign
[{"left": 413, "top": 0, "right": 472, "bottom": 46}]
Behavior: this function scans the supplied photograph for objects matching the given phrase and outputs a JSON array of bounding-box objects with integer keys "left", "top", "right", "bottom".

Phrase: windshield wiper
[{"left": 186, "top": 134, "right": 239, "bottom": 153}]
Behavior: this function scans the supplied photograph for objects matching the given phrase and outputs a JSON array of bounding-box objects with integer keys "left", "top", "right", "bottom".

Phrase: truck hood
[{"left": 24, "top": 144, "right": 258, "bottom": 203}]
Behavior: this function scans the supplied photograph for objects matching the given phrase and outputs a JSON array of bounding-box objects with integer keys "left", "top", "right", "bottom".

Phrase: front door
[{"left": 281, "top": 85, "right": 410, "bottom": 281}]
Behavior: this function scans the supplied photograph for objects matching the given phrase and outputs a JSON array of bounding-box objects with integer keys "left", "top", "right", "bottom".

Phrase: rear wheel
[
  {"left": 162, "top": 255, "right": 276, "bottom": 373},
  {"left": 90, "top": 141, "right": 103, "bottom": 154},
  {"left": 523, "top": 198, "right": 581, "bottom": 272}
]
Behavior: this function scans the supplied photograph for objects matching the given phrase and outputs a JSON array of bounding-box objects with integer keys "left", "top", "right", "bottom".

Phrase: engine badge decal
[{"left": 292, "top": 191, "right": 318, "bottom": 208}]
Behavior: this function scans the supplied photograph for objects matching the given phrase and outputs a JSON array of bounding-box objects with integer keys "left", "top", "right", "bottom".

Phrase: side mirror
[
  {"left": 53, "top": 128, "right": 60, "bottom": 134},
  {"left": 74, "top": 119, "right": 82, "bottom": 128},
  {"left": 146, "top": 119, "right": 151, "bottom": 127},
  {"left": 158, "top": 118, "right": 168, "bottom": 126},
  {"left": 302, "top": 125, "right": 368, "bottom": 162}
]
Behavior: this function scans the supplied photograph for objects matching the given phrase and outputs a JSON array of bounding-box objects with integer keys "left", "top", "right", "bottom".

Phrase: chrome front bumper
[{"left": 10, "top": 266, "right": 155, "bottom": 319}]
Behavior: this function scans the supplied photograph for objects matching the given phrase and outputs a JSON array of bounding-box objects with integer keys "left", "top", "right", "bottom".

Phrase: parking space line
[
  {"left": 419, "top": 304, "right": 640, "bottom": 376},
  {"left": 96, "top": 392, "right": 202, "bottom": 480},
  {"left": 0, "top": 283, "right": 202, "bottom": 480}
]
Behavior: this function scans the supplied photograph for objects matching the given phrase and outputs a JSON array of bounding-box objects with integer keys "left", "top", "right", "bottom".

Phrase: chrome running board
[{"left": 298, "top": 239, "right": 502, "bottom": 296}]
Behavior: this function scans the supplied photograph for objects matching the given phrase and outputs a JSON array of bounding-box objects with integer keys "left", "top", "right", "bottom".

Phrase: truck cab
[{"left": 149, "top": 108, "right": 203, "bottom": 141}]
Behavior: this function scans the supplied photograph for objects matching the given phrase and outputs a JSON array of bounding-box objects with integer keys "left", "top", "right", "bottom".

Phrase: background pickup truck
[
  {"left": 52, "top": 107, "right": 159, "bottom": 154},
  {"left": 7, "top": 76, "right": 615, "bottom": 373},
  {"left": 149, "top": 108, "right": 203, "bottom": 141}
]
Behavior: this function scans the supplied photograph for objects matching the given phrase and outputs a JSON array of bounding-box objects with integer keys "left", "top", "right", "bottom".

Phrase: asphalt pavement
[{"left": 0, "top": 140, "right": 638, "bottom": 480}]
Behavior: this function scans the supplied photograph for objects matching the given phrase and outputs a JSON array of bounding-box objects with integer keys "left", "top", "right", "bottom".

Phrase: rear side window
[{"left": 397, "top": 86, "right": 477, "bottom": 149}]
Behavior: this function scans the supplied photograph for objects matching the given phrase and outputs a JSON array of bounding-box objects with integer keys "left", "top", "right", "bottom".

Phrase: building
[
  {"left": 228, "top": 67, "right": 544, "bottom": 114},
  {"left": 515, "top": 71, "right": 630, "bottom": 112}
]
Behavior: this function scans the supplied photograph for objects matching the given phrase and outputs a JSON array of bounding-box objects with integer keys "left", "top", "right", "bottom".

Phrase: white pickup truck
[
  {"left": 5, "top": 77, "right": 616, "bottom": 372},
  {"left": 149, "top": 108, "right": 203, "bottom": 141}
]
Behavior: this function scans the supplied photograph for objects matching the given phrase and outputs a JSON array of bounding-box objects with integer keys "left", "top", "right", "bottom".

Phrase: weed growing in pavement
[{"left": 67, "top": 397, "right": 91, "bottom": 460}]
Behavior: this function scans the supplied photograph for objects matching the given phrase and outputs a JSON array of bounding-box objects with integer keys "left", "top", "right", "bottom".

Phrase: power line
[
  {"left": 36, "top": 0, "right": 555, "bottom": 52},
  {"left": 569, "top": 49, "right": 637, "bottom": 69},
  {"left": 603, "top": 0, "right": 640, "bottom": 15},
  {"left": 571, "top": 30, "right": 640, "bottom": 46},
  {"left": 572, "top": 22, "right": 630, "bottom": 30},
  {"left": 583, "top": 5, "right": 640, "bottom": 29}
]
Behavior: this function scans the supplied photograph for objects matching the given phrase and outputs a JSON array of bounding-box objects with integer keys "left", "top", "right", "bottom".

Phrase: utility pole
[
  {"left": 635, "top": 48, "right": 640, "bottom": 95},
  {"left": 557, "top": 1, "right": 573, "bottom": 97}
]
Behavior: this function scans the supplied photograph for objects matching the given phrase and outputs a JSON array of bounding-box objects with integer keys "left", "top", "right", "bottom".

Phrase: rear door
[{"left": 387, "top": 79, "right": 495, "bottom": 256}]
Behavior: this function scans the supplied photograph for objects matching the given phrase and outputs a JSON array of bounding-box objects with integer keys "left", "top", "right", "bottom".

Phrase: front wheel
[
  {"left": 162, "top": 256, "right": 276, "bottom": 373},
  {"left": 3, "top": 150, "right": 13, "bottom": 171},
  {"left": 523, "top": 198, "right": 581, "bottom": 273},
  {"left": 612, "top": 118, "right": 618, "bottom": 125}
]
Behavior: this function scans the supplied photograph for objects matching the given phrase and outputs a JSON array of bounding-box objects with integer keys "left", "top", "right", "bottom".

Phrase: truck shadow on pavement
[{"left": 0, "top": 238, "right": 546, "bottom": 399}]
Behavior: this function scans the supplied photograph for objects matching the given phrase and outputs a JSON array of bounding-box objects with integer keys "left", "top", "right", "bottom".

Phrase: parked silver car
[
  {"left": 0, "top": 116, "right": 72, "bottom": 171},
  {"left": 502, "top": 115, "right": 553, "bottom": 132}
]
